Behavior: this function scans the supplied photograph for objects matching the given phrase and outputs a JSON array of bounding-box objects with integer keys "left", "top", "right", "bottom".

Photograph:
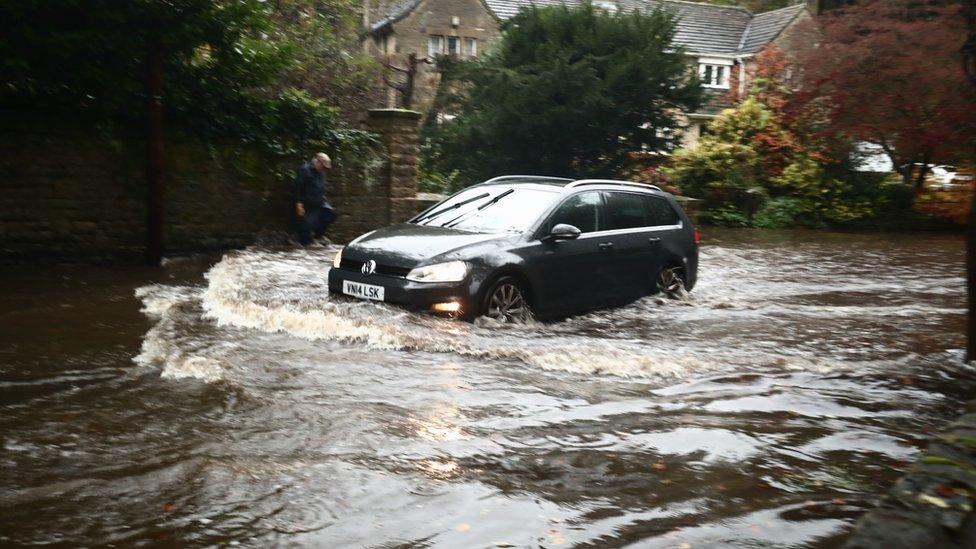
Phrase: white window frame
[
  {"left": 698, "top": 57, "right": 733, "bottom": 89},
  {"left": 463, "top": 37, "right": 477, "bottom": 57},
  {"left": 428, "top": 35, "right": 444, "bottom": 57},
  {"left": 446, "top": 35, "right": 460, "bottom": 56}
]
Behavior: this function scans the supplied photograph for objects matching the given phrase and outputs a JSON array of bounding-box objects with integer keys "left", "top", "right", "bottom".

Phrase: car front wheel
[{"left": 482, "top": 276, "right": 533, "bottom": 323}]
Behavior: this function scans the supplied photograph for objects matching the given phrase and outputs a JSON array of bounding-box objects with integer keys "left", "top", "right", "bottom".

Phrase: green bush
[
  {"left": 753, "top": 197, "right": 809, "bottom": 228},
  {"left": 879, "top": 180, "right": 914, "bottom": 213},
  {"left": 708, "top": 205, "right": 751, "bottom": 227},
  {"left": 666, "top": 48, "right": 885, "bottom": 229}
]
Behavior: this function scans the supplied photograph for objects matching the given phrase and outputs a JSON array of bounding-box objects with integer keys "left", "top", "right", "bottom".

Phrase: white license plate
[{"left": 343, "top": 280, "right": 385, "bottom": 301}]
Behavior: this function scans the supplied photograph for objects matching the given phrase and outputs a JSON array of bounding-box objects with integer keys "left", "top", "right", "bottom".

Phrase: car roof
[
  {"left": 477, "top": 175, "right": 664, "bottom": 194},
  {"left": 479, "top": 175, "right": 573, "bottom": 187}
]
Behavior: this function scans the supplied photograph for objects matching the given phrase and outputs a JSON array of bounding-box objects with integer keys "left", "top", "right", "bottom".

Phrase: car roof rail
[
  {"left": 566, "top": 179, "right": 663, "bottom": 192},
  {"left": 481, "top": 175, "right": 574, "bottom": 185}
]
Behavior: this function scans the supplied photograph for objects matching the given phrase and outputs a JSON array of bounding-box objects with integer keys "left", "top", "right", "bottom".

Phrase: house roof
[
  {"left": 738, "top": 3, "right": 806, "bottom": 53},
  {"left": 370, "top": 0, "right": 806, "bottom": 56},
  {"left": 370, "top": 0, "right": 425, "bottom": 33},
  {"left": 663, "top": 1, "right": 753, "bottom": 54}
]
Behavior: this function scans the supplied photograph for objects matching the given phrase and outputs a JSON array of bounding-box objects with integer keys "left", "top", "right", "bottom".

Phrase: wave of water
[{"left": 134, "top": 239, "right": 965, "bottom": 382}]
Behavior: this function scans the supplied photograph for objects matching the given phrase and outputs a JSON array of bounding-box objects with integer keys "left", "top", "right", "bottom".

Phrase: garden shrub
[
  {"left": 667, "top": 46, "right": 882, "bottom": 229},
  {"left": 708, "top": 204, "right": 751, "bottom": 227},
  {"left": 753, "top": 197, "right": 809, "bottom": 228}
]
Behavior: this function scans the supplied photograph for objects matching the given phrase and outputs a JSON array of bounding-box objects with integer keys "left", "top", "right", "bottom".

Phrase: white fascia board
[
  {"left": 683, "top": 52, "right": 736, "bottom": 60},
  {"left": 698, "top": 56, "right": 734, "bottom": 66},
  {"left": 682, "top": 53, "right": 755, "bottom": 62}
]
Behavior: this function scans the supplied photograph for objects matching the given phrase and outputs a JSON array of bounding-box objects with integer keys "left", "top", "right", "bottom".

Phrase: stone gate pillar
[{"left": 365, "top": 109, "right": 422, "bottom": 225}]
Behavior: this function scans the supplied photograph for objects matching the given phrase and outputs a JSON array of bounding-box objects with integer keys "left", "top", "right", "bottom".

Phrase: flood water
[{"left": 1, "top": 228, "right": 971, "bottom": 547}]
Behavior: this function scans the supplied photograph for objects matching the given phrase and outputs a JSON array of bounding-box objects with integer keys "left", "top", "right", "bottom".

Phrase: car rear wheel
[
  {"left": 656, "top": 266, "right": 687, "bottom": 299},
  {"left": 482, "top": 276, "right": 533, "bottom": 322}
]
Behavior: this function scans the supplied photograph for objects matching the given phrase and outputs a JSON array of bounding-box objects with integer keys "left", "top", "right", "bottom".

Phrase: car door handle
[
  {"left": 648, "top": 237, "right": 661, "bottom": 244},
  {"left": 598, "top": 242, "right": 614, "bottom": 251}
]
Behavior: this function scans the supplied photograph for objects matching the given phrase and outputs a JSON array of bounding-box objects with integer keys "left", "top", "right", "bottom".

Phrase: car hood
[{"left": 345, "top": 223, "right": 514, "bottom": 268}]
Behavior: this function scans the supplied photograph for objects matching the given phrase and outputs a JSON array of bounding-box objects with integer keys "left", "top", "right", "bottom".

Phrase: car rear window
[
  {"left": 605, "top": 192, "right": 681, "bottom": 229},
  {"left": 605, "top": 192, "right": 646, "bottom": 230},
  {"left": 643, "top": 195, "right": 680, "bottom": 226}
]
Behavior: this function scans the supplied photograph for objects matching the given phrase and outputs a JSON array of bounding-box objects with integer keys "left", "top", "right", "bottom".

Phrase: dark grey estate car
[{"left": 328, "top": 176, "right": 700, "bottom": 321}]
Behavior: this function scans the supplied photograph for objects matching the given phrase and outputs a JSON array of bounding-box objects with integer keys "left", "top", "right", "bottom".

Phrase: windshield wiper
[
  {"left": 444, "top": 189, "right": 515, "bottom": 228},
  {"left": 414, "top": 192, "right": 490, "bottom": 225}
]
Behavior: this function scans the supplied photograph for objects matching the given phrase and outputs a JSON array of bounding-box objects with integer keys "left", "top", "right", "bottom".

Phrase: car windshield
[{"left": 415, "top": 186, "right": 560, "bottom": 233}]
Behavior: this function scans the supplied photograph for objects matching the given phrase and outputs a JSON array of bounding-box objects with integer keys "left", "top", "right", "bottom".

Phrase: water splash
[{"left": 134, "top": 234, "right": 966, "bottom": 382}]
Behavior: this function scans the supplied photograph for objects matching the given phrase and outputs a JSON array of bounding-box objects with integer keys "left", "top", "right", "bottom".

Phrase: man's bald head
[{"left": 312, "top": 152, "right": 332, "bottom": 171}]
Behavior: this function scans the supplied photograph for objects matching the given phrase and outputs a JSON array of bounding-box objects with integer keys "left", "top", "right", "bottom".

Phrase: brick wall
[{"left": 0, "top": 109, "right": 424, "bottom": 263}]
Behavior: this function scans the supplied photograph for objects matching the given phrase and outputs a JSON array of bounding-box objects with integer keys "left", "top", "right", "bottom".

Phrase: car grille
[{"left": 340, "top": 259, "right": 412, "bottom": 278}]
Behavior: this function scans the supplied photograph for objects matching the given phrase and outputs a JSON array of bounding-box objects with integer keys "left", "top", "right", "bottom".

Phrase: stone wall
[
  {"left": 843, "top": 399, "right": 976, "bottom": 548},
  {"left": 0, "top": 109, "right": 424, "bottom": 263}
]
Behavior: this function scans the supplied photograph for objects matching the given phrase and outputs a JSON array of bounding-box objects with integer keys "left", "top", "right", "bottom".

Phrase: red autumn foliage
[
  {"left": 790, "top": 0, "right": 976, "bottom": 187},
  {"left": 733, "top": 45, "right": 794, "bottom": 110},
  {"left": 741, "top": 45, "right": 819, "bottom": 174}
]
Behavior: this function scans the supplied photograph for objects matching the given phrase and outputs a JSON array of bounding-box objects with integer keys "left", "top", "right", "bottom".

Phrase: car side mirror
[{"left": 546, "top": 223, "right": 581, "bottom": 242}]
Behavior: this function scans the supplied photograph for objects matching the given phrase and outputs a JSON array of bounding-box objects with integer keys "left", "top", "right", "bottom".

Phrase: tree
[
  {"left": 426, "top": 4, "right": 701, "bottom": 182},
  {"left": 792, "top": 0, "right": 976, "bottom": 189},
  {"left": 266, "top": 0, "right": 381, "bottom": 122},
  {"left": 668, "top": 46, "right": 874, "bottom": 227},
  {"left": 0, "top": 1, "right": 369, "bottom": 264}
]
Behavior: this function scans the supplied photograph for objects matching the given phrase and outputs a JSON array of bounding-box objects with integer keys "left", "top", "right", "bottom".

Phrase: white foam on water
[
  {"left": 200, "top": 252, "right": 407, "bottom": 349},
  {"left": 160, "top": 356, "right": 225, "bottom": 383},
  {"left": 134, "top": 284, "right": 229, "bottom": 383},
  {"left": 135, "top": 284, "right": 200, "bottom": 316},
  {"left": 135, "top": 240, "right": 951, "bottom": 382},
  {"left": 191, "top": 248, "right": 827, "bottom": 379}
]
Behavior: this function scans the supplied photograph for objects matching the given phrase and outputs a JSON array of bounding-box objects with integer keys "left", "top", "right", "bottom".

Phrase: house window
[
  {"left": 428, "top": 35, "right": 444, "bottom": 57},
  {"left": 699, "top": 63, "right": 730, "bottom": 88},
  {"left": 463, "top": 37, "right": 477, "bottom": 57},
  {"left": 447, "top": 36, "right": 460, "bottom": 56}
]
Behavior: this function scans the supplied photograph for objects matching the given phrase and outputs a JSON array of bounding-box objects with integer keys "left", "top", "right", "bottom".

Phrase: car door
[
  {"left": 602, "top": 191, "right": 658, "bottom": 301},
  {"left": 525, "top": 191, "right": 611, "bottom": 315},
  {"left": 641, "top": 193, "right": 685, "bottom": 282}
]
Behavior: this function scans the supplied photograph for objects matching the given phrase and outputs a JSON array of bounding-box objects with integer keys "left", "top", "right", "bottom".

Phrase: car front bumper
[{"left": 327, "top": 267, "right": 482, "bottom": 315}]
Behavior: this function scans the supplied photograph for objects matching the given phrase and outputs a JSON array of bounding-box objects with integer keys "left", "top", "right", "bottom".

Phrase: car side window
[
  {"left": 605, "top": 192, "right": 647, "bottom": 230},
  {"left": 544, "top": 192, "right": 602, "bottom": 234},
  {"left": 642, "top": 195, "right": 680, "bottom": 226}
]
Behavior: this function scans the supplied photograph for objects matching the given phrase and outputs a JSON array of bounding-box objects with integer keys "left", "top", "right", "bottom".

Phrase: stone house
[
  {"left": 365, "top": 0, "right": 502, "bottom": 112},
  {"left": 364, "top": 0, "right": 815, "bottom": 150}
]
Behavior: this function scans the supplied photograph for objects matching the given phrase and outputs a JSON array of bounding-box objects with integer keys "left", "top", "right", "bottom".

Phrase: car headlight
[
  {"left": 406, "top": 261, "right": 469, "bottom": 283},
  {"left": 332, "top": 247, "right": 344, "bottom": 269}
]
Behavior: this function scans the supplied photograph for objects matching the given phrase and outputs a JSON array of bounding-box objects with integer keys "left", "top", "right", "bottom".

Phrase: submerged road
[{"left": 0, "top": 228, "right": 972, "bottom": 547}]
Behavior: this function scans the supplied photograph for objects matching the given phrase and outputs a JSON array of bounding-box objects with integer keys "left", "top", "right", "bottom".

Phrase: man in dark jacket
[{"left": 294, "top": 152, "right": 337, "bottom": 246}]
